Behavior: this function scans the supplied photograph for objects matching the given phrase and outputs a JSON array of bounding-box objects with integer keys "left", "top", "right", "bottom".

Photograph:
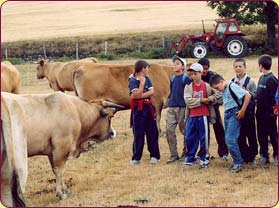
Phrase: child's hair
[
  {"left": 258, "top": 54, "right": 272, "bottom": 70},
  {"left": 209, "top": 73, "right": 224, "bottom": 86},
  {"left": 134, "top": 60, "right": 150, "bottom": 73},
  {"left": 198, "top": 58, "right": 210, "bottom": 67},
  {"left": 234, "top": 58, "right": 246, "bottom": 68}
]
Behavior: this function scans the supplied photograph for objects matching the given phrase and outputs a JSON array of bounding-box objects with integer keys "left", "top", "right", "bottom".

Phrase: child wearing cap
[
  {"left": 128, "top": 60, "right": 160, "bottom": 165},
  {"left": 166, "top": 55, "right": 191, "bottom": 164},
  {"left": 255, "top": 54, "right": 278, "bottom": 166},
  {"left": 183, "top": 63, "right": 217, "bottom": 169},
  {"left": 209, "top": 73, "right": 251, "bottom": 173}
]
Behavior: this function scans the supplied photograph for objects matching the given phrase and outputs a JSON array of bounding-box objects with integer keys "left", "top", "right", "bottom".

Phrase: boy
[
  {"left": 232, "top": 58, "right": 258, "bottom": 164},
  {"left": 184, "top": 63, "right": 216, "bottom": 169},
  {"left": 166, "top": 55, "right": 191, "bottom": 164},
  {"left": 198, "top": 58, "right": 228, "bottom": 160},
  {"left": 209, "top": 73, "right": 251, "bottom": 172},
  {"left": 128, "top": 60, "right": 160, "bottom": 165},
  {"left": 255, "top": 54, "right": 278, "bottom": 166}
]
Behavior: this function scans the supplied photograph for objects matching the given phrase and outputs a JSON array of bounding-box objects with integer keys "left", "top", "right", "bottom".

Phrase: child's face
[
  {"left": 234, "top": 61, "right": 246, "bottom": 76},
  {"left": 190, "top": 71, "right": 202, "bottom": 83},
  {"left": 142, "top": 66, "right": 149, "bottom": 75},
  {"left": 202, "top": 65, "right": 209, "bottom": 76},
  {"left": 212, "top": 80, "right": 225, "bottom": 92},
  {"left": 173, "top": 60, "right": 184, "bottom": 72}
]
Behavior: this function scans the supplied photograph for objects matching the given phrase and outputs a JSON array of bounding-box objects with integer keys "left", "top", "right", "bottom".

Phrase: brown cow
[
  {"left": 1, "top": 61, "right": 21, "bottom": 93},
  {"left": 1, "top": 95, "right": 27, "bottom": 207},
  {"left": 36, "top": 57, "right": 98, "bottom": 92},
  {"left": 1, "top": 92, "right": 123, "bottom": 200},
  {"left": 72, "top": 63, "right": 173, "bottom": 129}
]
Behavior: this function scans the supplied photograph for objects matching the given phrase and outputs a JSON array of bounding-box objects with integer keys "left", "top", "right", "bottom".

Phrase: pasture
[{"left": 14, "top": 57, "right": 278, "bottom": 207}]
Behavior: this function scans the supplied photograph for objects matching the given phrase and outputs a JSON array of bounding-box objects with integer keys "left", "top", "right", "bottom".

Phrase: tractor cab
[{"left": 214, "top": 19, "right": 244, "bottom": 47}]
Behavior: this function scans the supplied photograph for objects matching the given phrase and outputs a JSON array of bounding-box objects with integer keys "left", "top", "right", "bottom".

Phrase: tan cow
[
  {"left": 36, "top": 57, "right": 98, "bottom": 92},
  {"left": 1, "top": 95, "right": 28, "bottom": 207},
  {"left": 1, "top": 61, "right": 21, "bottom": 93},
  {"left": 1, "top": 92, "right": 123, "bottom": 200},
  {"left": 73, "top": 63, "right": 173, "bottom": 129}
]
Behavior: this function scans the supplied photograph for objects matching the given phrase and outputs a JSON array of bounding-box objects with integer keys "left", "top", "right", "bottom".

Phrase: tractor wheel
[
  {"left": 190, "top": 42, "right": 208, "bottom": 59},
  {"left": 223, "top": 35, "right": 248, "bottom": 58}
]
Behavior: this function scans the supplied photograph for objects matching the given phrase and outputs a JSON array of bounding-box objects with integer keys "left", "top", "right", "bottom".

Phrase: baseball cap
[
  {"left": 172, "top": 55, "right": 187, "bottom": 67},
  {"left": 188, "top": 63, "right": 203, "bottom": 72}
]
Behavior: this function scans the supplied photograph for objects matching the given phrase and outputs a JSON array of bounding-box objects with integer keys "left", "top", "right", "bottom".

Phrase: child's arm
[
  {"left": 237, "top": 92, "right": 251, "bottom": 119},
  {"left": 131, "top": 77, "right": 154, "bottom": 99},
  {"left": 184, "top": 84, "right": 203, "bottom": 108}
]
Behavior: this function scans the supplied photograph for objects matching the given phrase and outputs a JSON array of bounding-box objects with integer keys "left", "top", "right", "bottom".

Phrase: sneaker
[
  {"left": 166, "top": 156, "right": 179, "bottom": 164},
  {"left": 184, "top": 162, "right": 194, "bottom": 168},
  {"left": 179, "top": 153, "right": 186, "bottom": 161},
  {"left": 200, "top": 160, "right": 209, "bottom": 169},
  {"left": 248, "top": 158, "right": 257, "bottom": 165},
  {"left": 150, "top": 157, "right": 159, "bottom": 164},
  {"left": 274, "top": 156, "right": 278, "bottom": 166},
  {"left": 129, "top": 160, "right": 140, "bottom": 165},
  {"left": 230, "top": 164, "right": 242, "bottom": 173},
  {"left": 258, "top": 155, "right": 270, "bottom": 165},
  {"left": 220, "top": 155, "right": 229, "bottom": 161}
]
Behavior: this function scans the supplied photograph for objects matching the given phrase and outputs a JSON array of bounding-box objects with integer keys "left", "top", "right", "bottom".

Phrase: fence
[{"left": 1, "top": 37, "right": 170, "bottom": 61}]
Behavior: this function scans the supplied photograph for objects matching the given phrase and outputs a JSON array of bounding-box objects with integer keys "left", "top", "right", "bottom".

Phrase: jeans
[{"left": 224, "top": 108, "right": 243, "bottom": 165}]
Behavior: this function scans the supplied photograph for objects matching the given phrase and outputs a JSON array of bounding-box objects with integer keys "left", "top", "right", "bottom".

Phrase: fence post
[
  {"left": 138, "top": 44, "right": 141, "bottom": 53},
  {"left": 43, "top": 44, "right": 47, "bottom": 59},
  {"left": 5, "top": 49, "right": 8, "bottom": 59},
  {"left": 76, "top": 42, "right": 79, "bottom": 60},
  {"left": 104, "top": 41, "right": 108, "bottom": 55},
  {"left": 162, "top": 36, "right": 165, "bottom": 49}
]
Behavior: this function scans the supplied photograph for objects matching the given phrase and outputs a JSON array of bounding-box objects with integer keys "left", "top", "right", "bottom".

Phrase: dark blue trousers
[{"left": 132, "top": 105, "right": 160, "bottom": 160}]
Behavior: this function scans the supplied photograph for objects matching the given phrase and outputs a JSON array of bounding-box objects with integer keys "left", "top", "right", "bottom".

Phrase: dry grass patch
[{"left": 14, "top": 57, "right": 278, "bottom": 206}]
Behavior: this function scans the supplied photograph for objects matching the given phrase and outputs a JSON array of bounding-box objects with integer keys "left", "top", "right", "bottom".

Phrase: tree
[{"left": 207, "top": 1, "right": 278, "bottom": 54}]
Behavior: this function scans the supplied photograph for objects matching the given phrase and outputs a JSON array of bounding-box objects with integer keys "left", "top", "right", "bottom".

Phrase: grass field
[
  {"left": 13, "top": 56, "right": 278, "bottom": 207},
  {"left": 1, "top": 1, "right": 278, "bottom": 207},
  {"left": 2, "top": 1, "right": 219, "bottom": 42}
]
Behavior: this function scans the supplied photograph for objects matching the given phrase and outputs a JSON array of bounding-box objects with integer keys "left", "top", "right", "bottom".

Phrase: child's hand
[
  {"left": 139, "top": 76, "right": 146, "bottom": 84},
  {"left": 236, "top": 109, "right": 245, "bottom": 120},
  {"left": 201, "top": 98, "right": 211, "bottom": 105}
]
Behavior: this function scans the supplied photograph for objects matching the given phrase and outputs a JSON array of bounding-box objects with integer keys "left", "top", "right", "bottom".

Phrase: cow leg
[
  {"left": 153, "top": 103, "right": 163, "bottom": 133},
  {"left": 48, "top": 154, "right": 68, "bottom": 200}
]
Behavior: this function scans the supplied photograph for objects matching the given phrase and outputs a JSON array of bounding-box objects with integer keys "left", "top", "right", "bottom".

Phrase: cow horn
[{"left": 101, "top": 101, "right": 125, "bottom": 109}]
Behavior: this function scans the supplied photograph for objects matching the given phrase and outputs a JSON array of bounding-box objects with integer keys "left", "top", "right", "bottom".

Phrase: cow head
[
  {"left": 90, "top": 100, "right": 124, "bottom": 142},
  {"left": 36, "top": 60, "right": 46, "bottom": 79}
]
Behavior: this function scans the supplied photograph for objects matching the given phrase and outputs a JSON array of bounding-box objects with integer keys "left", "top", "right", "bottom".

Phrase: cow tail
[{"left": 11, "top": 170, "right": 26, "bottom": 207}]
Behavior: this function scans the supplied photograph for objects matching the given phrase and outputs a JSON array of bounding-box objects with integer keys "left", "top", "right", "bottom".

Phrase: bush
[
  {"left": 97, "top": 52, "right": 117, "bottom": 60},
  {"left": 2, "top": 58, "right": 26, "bottom": 65}
]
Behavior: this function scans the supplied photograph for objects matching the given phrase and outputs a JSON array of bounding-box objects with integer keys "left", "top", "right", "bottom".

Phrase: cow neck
[{"left": 43, "top": 64, "right": 51, "bottom": 79}]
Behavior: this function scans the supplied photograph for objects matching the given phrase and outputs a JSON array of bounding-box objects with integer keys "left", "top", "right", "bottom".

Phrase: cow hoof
[{"left": 56, "top": 193, "right": 67, "bottom": 200}]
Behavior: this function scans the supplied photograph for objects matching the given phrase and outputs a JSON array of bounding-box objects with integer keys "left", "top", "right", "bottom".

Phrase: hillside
[{"left": 2, "top": 1, "right": 218, "bottom": 42}]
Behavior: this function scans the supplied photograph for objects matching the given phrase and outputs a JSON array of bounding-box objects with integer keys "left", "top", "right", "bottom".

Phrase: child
[
  {"left": 128, "top": 60, "right": 160, "bottom": 165},
  {"left": 183, "top": 63, "right": 216, "bottom": 169},
  {"left": 198, "top": 58, "right": 228, "bottom": 160},
  {"left": 166, "top": 55, "right": 191, "bottom": 164},
  {"left": 255, "top": 54, "right": 278, "bottom": 166},
  {"left": 209, "top": 73, "right": 251, "bottom": 173},
  {"left": 232, "top": 58, "right": 258, "bottom": 164}
]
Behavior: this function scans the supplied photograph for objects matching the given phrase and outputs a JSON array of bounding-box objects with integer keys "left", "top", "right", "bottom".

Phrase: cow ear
[{"left": 39, "top": 60, "right": 45, "bottom": 66}]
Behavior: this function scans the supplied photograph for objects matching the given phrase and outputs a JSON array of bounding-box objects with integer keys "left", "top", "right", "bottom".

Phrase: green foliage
[
  {"left": 97, "top": 52, "right": 117, "bottom": 60},
  {"left": 2, "top": 58, "right": 26, "bottom": 65},
  {"left": 56, "top": 56, "right": 74, "bottom": 62},
  {"left": 207, "top": 2, "right": 277, "bottom": 25}
]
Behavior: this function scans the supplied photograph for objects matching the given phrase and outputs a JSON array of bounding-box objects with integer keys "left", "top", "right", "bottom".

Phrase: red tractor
[{"left": 169, "top": 18, "right": 248, "bottom": 59}]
